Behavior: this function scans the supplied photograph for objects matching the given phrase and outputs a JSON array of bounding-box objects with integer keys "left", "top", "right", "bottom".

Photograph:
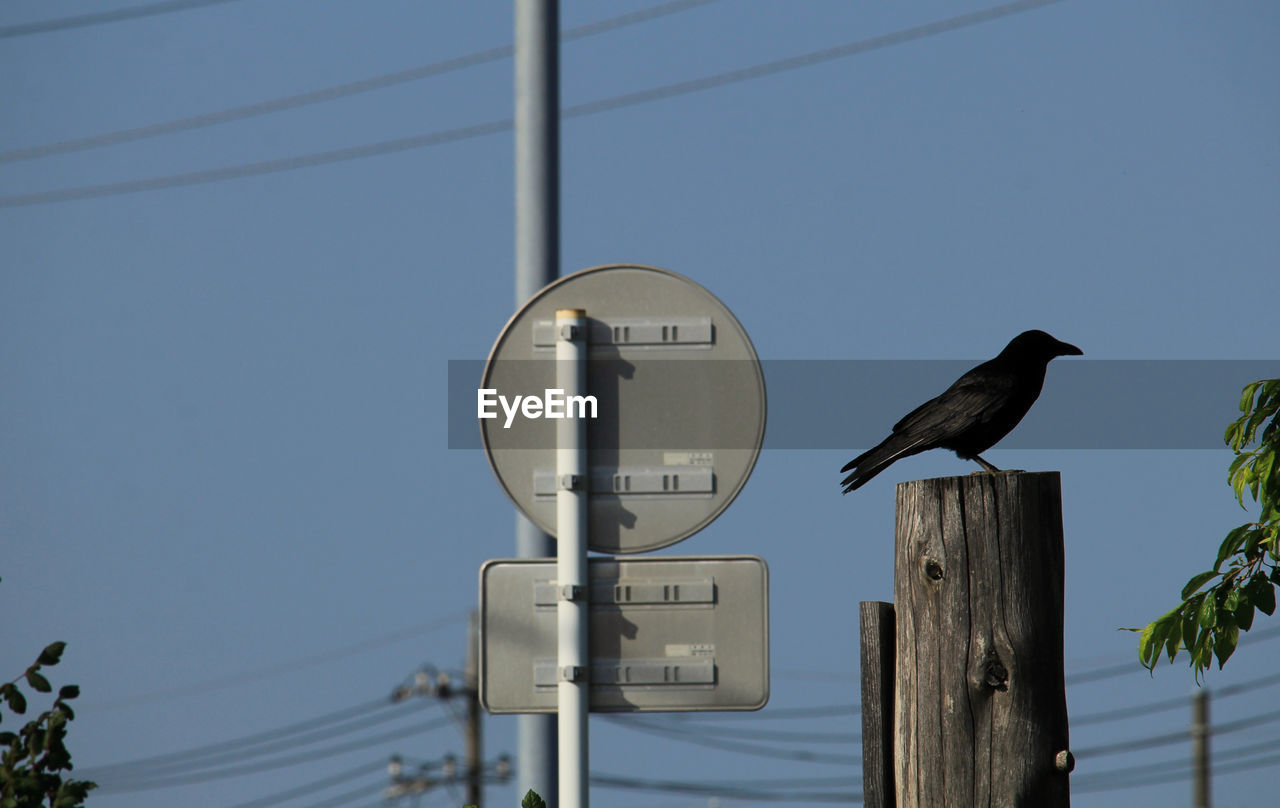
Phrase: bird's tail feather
[{"left": 840, "top": 434, "right": 927, "bottom": 493}]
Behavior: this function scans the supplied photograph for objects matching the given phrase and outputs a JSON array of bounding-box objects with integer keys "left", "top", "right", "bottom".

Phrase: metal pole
[
  {"left": 465, "top": 611, "right": 482, "bottom": 807},
  {"left": 514, "top": 0, "right": 559, "bottom": 802},
  {"left": 1192, "top": 689, "right": 1211, "bottom": 808},
  {"left": 515, "top": 0, "right": 558, "bottom": 307},
  {"left": 555, "top": 308, "right": 589, "bottom": 808}
]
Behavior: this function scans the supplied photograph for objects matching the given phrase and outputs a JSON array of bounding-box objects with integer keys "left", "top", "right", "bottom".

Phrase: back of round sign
[{"left": 480, "top": 264, "right": 766, "bottom": 554}]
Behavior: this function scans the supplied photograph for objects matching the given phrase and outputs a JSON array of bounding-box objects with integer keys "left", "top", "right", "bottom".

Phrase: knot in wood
[
  {"left": 981, "top": 657, "right": 1009, "bottom": 691},
  {"left": 923, "top": 558, "right": 945, "bottom": 580},
  {"left": 1055, "top": 750, "right": 1075, "bottom": 773}
]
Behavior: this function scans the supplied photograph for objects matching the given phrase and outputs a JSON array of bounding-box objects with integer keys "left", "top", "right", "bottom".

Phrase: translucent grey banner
[{"left": 449, "top": 360, "right": 1278, "bottom": 450}]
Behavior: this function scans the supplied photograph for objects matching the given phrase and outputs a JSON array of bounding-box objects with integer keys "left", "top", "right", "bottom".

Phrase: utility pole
[
  {"left": 1192, "top": 689, "right": 1211, "bottom": 808},
  {"left": 465, "top": 610, "right": 483, "bottom": 807},
  {"left": 385, "top": 622, "right": 511, "bottom": 806},
  {"left": 514, "top": 0, "right": 559, "bottom": 803}
]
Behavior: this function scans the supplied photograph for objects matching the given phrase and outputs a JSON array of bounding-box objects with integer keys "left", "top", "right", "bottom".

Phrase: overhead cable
[
  {"left": 95, "top": 713, "right": 457, "bottom": 792},
  {"left": 0, "top": 0, "right": 721, "bottom": 163},
  {"left": 0, "top": 0, "right": 1067, "bottom": 208},
  {"left": 0, "top": 0, "right": 249, "bottom": 39}
]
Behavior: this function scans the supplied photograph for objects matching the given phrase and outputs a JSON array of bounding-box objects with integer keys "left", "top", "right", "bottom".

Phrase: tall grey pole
[
  {"left": 514, "top": 0, "right": 559, "bottom": 803},
  {"left": 1192, "top": 689, "right": 1211, "bottom": 808}
]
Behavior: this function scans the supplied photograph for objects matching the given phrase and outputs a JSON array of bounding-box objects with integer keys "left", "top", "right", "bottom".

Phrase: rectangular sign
[{"left": 479, "top": 555, "right": 768, "bottom": 713}]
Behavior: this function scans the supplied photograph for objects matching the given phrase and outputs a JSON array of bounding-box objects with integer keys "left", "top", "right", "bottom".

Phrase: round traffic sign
[{"left": 481, "top": 264, "right": 766, "bottom": 553}]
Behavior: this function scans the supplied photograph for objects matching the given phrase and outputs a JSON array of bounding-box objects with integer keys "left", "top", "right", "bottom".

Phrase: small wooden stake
[{"left": 860, "top": 601, "right": 896, "bottom": 808}]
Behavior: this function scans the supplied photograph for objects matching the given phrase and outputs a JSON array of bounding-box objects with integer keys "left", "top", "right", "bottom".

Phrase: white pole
[{"left": 555, "top": 308, "right": 589, "bottom": 808}]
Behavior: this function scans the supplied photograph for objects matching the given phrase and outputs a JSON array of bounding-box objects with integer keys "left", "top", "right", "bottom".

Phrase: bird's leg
[{"left": 972, "top": 455, "right": 1002, "bottom": 474}]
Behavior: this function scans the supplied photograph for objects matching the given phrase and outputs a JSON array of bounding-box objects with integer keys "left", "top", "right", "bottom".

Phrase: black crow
[{"left": 840, "top": 330, "right": 1082, "bottom": 493}]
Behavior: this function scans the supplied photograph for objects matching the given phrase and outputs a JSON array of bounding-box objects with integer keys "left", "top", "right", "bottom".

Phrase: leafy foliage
[
  {"left": 461, "top": 787, "right": 543, "bottom": 808},
  {"left": 1134, "top": 379, "right": 1280, "bottom": 680},
  {"left": 0, "top": 586, "right": 96, "bottom": 808}
]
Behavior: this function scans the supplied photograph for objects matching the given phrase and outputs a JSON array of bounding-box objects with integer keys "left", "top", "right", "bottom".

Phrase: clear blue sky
[{"left": 2, "top": 1, "right": 1278, "bottom": 806}]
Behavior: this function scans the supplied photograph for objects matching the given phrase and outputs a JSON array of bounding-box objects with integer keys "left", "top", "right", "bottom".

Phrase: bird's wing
[{"left": 891, "top": 362, "right": 1018, "bottom": 437}]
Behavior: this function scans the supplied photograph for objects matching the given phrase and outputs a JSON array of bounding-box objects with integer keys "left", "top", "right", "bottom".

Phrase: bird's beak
[{"left": 1056, "top": 340, "right": 1083, "bottom": 356}]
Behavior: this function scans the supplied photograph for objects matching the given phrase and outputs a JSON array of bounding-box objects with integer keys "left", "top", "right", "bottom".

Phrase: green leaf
[
  {"left": 25, "top": 672, "right": 51, "bottom": 694},
  {"left": 1258, "top": 450, "right": 1277, "bottom": 503},
  {"left": 1182, "top": 607, "right": 1199, "bottom": 651},
  {"left": 2, "top": 687, "right": 26, "bottom": 716},
  {"left": 1245, "top": 408, "right": 1272, "bottom": 448},
  {"left": 1227, "top": 454, "right": 1253, "bottom": 502},
  {"left": 1254, "top": 578, "right": 1277, "bottom": 616},
  {"left": 0, "top": 732, "right": 17, "bottom": 746},
  {"left": 1138, "top": 621, "right": 1159, "bottom": 668},
  {"left": 1235, "top": 591, "right": 1256, "bottom": 631},
  {"left": 1234, "top": 470, "right": 1249, "bottom": 508},
  {"left": 1197, "top": 594, "right": 1218, "bottom": 628},
  {"left": 1194, "top": 627, "right": 1214, "bottom": 670},
  {"left": 1182, "top": 571, "right": 1219, "bottom": 600},
  {"left": 1214, "top": 623, "right": 1240, "bottom": 669},
  {"left": 1224, "top": 586, "right": 1240, "bottom": 611},
  {"left": 37, "top": 643, "right": 66, "bottom": 667},
  {"left": 1241, "top": 382, "right": 1261, "bottom": 415},
  {"left": 522, "top": 789, "right": 548, "bottom": 808},
  {"left": 1216, "top": 526, "right": 1252, "bottom": 571},
  {"left": 57, "top": 686, "right": 79, "bottom": 701},
  {"left": 1244, "top": 528, "right": 1264, "bottom": 559},
  {"left": 1164, "top": 622, "right": 1181, "bottom": 663}
]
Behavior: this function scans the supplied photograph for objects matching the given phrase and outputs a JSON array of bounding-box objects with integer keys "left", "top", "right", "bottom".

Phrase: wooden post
[
  {"left": 894, "top": 471, "right": 1071, "bottom": 808},
  {"left": 860, "top": 601, "right": 896, "bottom": 808}
]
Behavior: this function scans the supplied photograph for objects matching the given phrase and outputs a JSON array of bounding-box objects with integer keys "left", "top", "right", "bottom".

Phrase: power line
[
  {"left": 1074, "top": 706, "right": 1280, "bottom": 759},
  {"left": 1071, "top": 691, "right": 1188, "bottom": 725},
  {"left": 85, "top": 611, "right": 465, "bottom": 711},
  {"left": 1072, "top": 668, "right": 1280, "bottom": 726},
  {"left": 1215, "top": 668, "right": 1280, "bottom": 697},
  {"left": 665, "top": 703, "right": 860, "bottom": 720},
  {"left": 94, "top": 712, "right": 458, "bottom": 792},
  {"left": 289, "top": 776, "right": 390, "bottom": 808},
  {"left": 0, "top": 0, "right": 721, "bottom": 163},
  {"left": 83, "top": 700, "right": 431, "bottom": 780},
  {"left": 592, "top": 771, "right": 861, "bottom": 803},
  {"left": 601, "top": 773, "right": 862, "bottom": 791},
  {"left": 623, "top": 713, "right": 859, "bottom": 743},
  {"left": 1075, "top": 747, "right": 1280, "bottom": 793},
  {"left": 0, "top": 0, "right": 1066, "bottom": 208},
  {"left": 1073, "top": 731, "right": 1280, "bottom": 792},
  {"left": 0, "top": 0, "right": 251, "bottom": 39},
  {"left": 223, "top": 760, "right": 384, "bottom": 808},
  {"left": 603, "top": 716, "right": 861, "bottom": 765},
  {"left": 81, "top": 696, "right": 391, "bottom": 774},
  {"left": 643, "top": 722, "right": 859, "bottom": 744}
]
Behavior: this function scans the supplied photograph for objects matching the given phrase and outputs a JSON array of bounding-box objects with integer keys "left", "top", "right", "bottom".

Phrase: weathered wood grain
[
  {"left": 861, "top": 601, "right": 896, "bottom": 808},
  {"left": 894, "top": 471, "right": 1070, "bottom": 808}
]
